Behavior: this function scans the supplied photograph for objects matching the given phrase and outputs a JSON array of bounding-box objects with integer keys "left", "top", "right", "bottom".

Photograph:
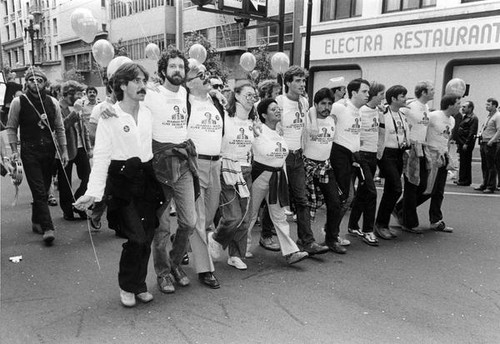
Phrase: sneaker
[
  {"left": 362, "top": 232, "right": 379, "bottom": 246},
  {"left": 48, "top": 194, "right": 58, "bottom": 206},
  {"left": 337, "top": 237, "right": 351, "bottom": 246},
  {"left": 181, "top": 253, "right": 189, "bottom": 265},
  {"left": 208, "top": 232, "right": 224, "bottom": 260},
  {"left": 227, "top": 256, "right": 247, "bottom": 270},
  {"left": 259, "top": 236, "right": 280, "bottom": 251},
  {"left": 374, "top": 225, "right": 393, "bottom": 240},
  {"left": 285, "top": 251, "right": 309, "bottom": 264},
  {"left": 120, "top": 289, "right": 136, "bottom": 307},
  {"left": 474, "top": 185, "right": 485, "bottom": 191},
  {"left": 136, "top": 291, "right": 153, "bottom": 303},
  {"left": 32, "top": 223, "right": 43, "bottom": 235},
  {"left": 245, "top": 251, "right": 254, "bottom": 258},
  {"left": 157, "top": 275, "right": 175, "bottom": 294},
  {"left": 388, "top": 227, "right": 399, "bottom": 238},
  {"left": 171, "top": 266, "right": 190, "bottom": 287},
  {"left": 430, "top": 220, "right": 453, "bottom": 233},
  {"left": 42, "top": 230, "right": 55, "bottom": 244},
  {"left": 284, "top": 207, "right": 293, "bottom": 216},
  {"left": 347, "top": 228, "right": 364, "bottom": 238},
  {"left": 302, "top": 242, "right": 329, "bottom": 255},
  {"left": 483, "top": 189, "right": 494, "bottom": 194}
]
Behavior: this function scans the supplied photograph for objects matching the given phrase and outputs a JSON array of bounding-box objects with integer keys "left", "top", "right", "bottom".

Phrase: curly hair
[{"left": 157, "top": 47, "right": 189, "bottom": 82}]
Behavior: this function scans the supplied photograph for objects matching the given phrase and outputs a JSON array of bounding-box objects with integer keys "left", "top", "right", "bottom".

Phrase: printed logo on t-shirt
[
  {"left": 190, "top": 111, "right": 222, "bottom": 133},
  {"left": 345, "top": 118, "right": 361, "bottom": 134},
  {"left": 161, "top": 105, "right": 187, "bottom": 129},
  {"left": 442, "top": 125, "right": 451, "bottom": 139},
  {"left": 171, "top": 105, "right": 186, "bottom": 120},
  {"left": 236, "top": 127, "right": 249, "bottom": 139},
  {"left": 418, "top": 112, "right": 430, "bottom": 126},
  {"left": 123, "top": 125, "right": 130, "bottom": 132},
  {"left": 292, "top": 111, "right": 304, "bottom": 123},
  {"left": 286, "top": 111, "right": 305, "bottom": 131},
  {"left": 312, "top": 126, "right": 335, "bottom": 144}
]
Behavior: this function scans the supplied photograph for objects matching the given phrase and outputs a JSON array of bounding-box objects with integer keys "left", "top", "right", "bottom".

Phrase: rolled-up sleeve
[{"left": 5, "top": 97, "right": 21, "bottom": 144}]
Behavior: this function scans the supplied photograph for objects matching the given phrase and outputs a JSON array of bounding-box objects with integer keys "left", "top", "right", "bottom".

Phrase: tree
[
  {"left": 184, "top": 31, "right": 229, "bottom": 82},
  {"left": 61, "top": 68, "right": 85, "bottom": 83},
  {"left": 247, "top": 44, "right": 275, "bottom": 86}
]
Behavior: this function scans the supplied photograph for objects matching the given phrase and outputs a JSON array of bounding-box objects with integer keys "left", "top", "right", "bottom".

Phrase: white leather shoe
[
  {"left": 227, "top": 256, "right": 247, "bottom": 270},
  {"left": 120, "top": 289, "right": 136, "bottom": 307},
  {"left": 136, "top": 291, "right": 153, "bottom": 303}
]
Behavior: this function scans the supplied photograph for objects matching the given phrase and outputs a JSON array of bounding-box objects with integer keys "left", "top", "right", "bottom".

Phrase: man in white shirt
[
  {"left": 74, "top": 62, "right": 159, "bottom": 307},
  {"left": 329, "top": 78, "right": 370, "bottom": 253},
  {"left": 423, "top": 94, "right": 461, "bottom": 232},
  {"left": 186, "top": 61, "right": 225, "bottom": 289},
  {"left": 81, "top": 86, "right": 99, "bottom": 128},
  {"left": 275, "top": 65, "right": 329, "bottom": 256},
  {"left": 393, "top": 81, "right": 435, "bottom": 233}
]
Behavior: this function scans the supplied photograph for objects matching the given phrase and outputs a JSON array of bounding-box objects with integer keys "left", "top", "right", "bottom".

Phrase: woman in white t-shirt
[
  {"left": 246, "top": 98, "right": 309, "bottom": 265},
  {"left": 208, "top": 82, "right": 258, "bottom": 270}
]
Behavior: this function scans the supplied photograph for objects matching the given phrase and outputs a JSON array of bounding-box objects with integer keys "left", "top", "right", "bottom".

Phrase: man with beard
[
  {"left": 146, "top": 48, "right": 200, "bottom": 293},
  {"left": 81, "top": 86, "right": 99, "bottom": 128},
  {"left": 57, "top": 80, "right": 91, "bottom": 221},
  {"left": 6, "top": 67, "right": 68, "bottom": 244},
  {"left": 185, "top": 60, "right": 225, "bottom": 288}
]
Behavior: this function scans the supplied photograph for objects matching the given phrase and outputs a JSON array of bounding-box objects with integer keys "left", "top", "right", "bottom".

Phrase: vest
[{"left": 19, "top": 93, "right": 57, "bottom": 144}]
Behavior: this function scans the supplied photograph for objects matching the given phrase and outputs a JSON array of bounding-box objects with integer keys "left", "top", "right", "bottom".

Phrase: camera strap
[{"left": 388, "top": 108, "right": 408, "bottom": 148}]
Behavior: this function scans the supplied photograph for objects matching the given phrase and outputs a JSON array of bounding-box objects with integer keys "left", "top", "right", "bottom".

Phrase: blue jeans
[
  {"left": 286, "top": 151, "right": 315, "bottom": 245},
  {"left": 213, "top": 166, "right": 252, "bottom": 258},
  {"left": 376, "top": 148, "right": 403, "bottom": 228},
  {"left": 21, "top": 140, "right": 56, "bottom": 232},
  {"left": 153, "top": 169, "right": 196, "bottom": 278}
]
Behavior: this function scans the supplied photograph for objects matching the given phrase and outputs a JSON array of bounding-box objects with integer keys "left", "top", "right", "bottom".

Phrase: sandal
[{"left": 48, "top": 194, "right": 58, "bottom": 206}]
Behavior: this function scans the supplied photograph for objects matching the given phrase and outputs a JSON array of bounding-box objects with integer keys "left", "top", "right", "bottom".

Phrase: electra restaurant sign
[{"left": 310, "top": 16, "right": 500, "bottom": 60}]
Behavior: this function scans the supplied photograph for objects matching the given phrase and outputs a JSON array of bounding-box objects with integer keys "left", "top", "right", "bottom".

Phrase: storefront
[{"left": 306, "top": 12, "right": 500, "bottom": 123}]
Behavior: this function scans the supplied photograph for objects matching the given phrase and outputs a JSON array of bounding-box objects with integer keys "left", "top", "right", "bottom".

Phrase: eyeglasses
[
  {"left": 28, "top": 77, "right": 44, "bottom": 83},
  {"left": 188, "top": 71, "right": 210, "bottom": 82},
  {"left": 212, "top": 84, "right": 224, "bottom": 90},
  {"left": 244, "top": 93, "right": 258, "bottom": 101}
]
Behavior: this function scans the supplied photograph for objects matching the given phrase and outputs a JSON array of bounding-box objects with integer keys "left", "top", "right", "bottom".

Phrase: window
[
  {"left": 5, "top": 26, "right": 10, "bottom": 41},
  {"left": 53, "top": 18, "right": 57, "bottom": 35},
  {"left": 216, "top": 24, "right": 246, "bottom": 49},
  {"left": 65, "top": 55, "right": 76, "bottom": 70},
  {"left": 53, "top": 46, "right": 58, "bottom": 60},
  {"left": 12, "top": 22, "right": 16, "bottom": 38},
  {"left": 321, "top": 0, "right": 362, "bottom": 21},
  {"left": 256, "top": 13, "right": 293, "bottom": 45},
  {"left": 117, "top": 34, "right": 174, "bottom": 60},
  {"left": 77, "top": 53, "right": 91, "bottom": 71},
  {"left": 383, "top": 0, "right": 436, "bottom": 13}
]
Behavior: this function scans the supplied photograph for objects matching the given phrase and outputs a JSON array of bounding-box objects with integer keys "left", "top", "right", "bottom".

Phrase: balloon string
[{"left": 125, "top": 2, "right": 159, "bottom": 59}]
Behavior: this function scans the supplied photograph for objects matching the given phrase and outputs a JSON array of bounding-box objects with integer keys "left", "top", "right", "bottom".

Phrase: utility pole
[{"left": 24, "top": 14, "right": 40, "bottom": 66}]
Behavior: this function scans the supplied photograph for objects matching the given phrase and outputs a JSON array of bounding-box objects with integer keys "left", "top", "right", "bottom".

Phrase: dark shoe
[
  {"left": 402, "top": 226, "right": 424, "bottom": 234},
  {"left": 73, "top": 207, "right": 88, "bottom": 219},
  {"left": 374, "top": 225, "right": 393, "bottom": 240},
  {"left": 157, "top": 274, "right": 176, "bottom": 294},
  {"left": 171, "top": 266, "right": 190, "bottom": 287},
  {"left": 455, "top": 181, "right": 471, "bottom": 186},
  {"left": 430, "top": 220, "right": 453, "bottom": 233},
  {"left": 259, "top": 236, "right": 281, "bottom": 251},
  {"left": 483, "top": 189, "right": 494, "bottom": 194},
  {"left": 327, "top": 242, "right": 347, "bottom": 254},
  {"left": 181, "top": 253, "right": 189, "bottom": 265},
  {"left": 391, "top": 208, "right": 404, "bottom": 227},
  {"left": 198, "top": 272, "right": 220, "bottom": 289},
  {"left": 43, "top": 230, "right": 55, "bottom": 245},
  {"left": 302, "top": 242, "right": 329, "bottom": 255},
  {"left": 347, "top": 227, "right": 364, "bottom": 238},
  {"left": 32, "top": 223, "right": 43, "bottom": 235},
  {"left": 474, "top": 185, "right": 485, "bottom": 191},
  {"left": 63, "top": 213, "right": 78, "bottom": 221},
  {"left": 89, "top": 216, "right": 102, "bottom": 231},
  {"left": 285, "top": 251, "right": 309, "bottom": 264}
]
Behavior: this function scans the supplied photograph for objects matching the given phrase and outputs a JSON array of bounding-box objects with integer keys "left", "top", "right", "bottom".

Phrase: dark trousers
[
  {"left": 21, "top": 141, "right": 56, "bottom": 232},
  {"left": 285, "top": 151, "right": 315, "bottom": 245},
  {"left": 348, "top": 151, "right": 377, "bottom": 233},
  {"left": 457, "top": 144, "right": 474, "bottom": 185},
  {"left": 317, "top": 170, "right": 342, "bottom": 246},
  {"left": 428, "top": 165, "right": 448, "bottom": 224},
  {"left": 479, "top": 143, "right": 497, "bottom": 191},
  {"left": 330, "top": 143, "right": 354, "bottom": 204},
  {"left": 57, "top": 147, "right": 90, "bottom": 216},
  {"left": 118, "top": 197, "right": 156, "bottom": 294},
  {"left": 393, "top": 156, "right": 429, "bottom": 229},
  {"left": 376, "top": 148, "right": 403, "bottom": 228}
]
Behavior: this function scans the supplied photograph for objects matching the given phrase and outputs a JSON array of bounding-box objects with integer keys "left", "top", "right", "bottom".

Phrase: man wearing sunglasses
[{"left": 6, "top": 67, "right": 68, "bottom": 245}]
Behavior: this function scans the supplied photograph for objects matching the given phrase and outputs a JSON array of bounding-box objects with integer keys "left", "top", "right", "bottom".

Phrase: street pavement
[{"left": 1, "top": 162, "right": 499, "bottom": 344}]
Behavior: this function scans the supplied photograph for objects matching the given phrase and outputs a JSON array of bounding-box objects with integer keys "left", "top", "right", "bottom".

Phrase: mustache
[{"left": 137, "top": 89, "right": 146, "bottom": 95}]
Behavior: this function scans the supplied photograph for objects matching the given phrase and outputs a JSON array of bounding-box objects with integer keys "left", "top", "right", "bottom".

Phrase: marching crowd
[{"left": 2, "top": 46, "right": 500, "bottom": 308}]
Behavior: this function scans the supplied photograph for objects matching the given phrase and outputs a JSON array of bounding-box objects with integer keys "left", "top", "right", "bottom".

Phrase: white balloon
[
  {"left": 145, "top": 43, "right": 161, "bottom": 60},
  {"left": 70, "top": 8, "right": 93, "bottom": 36},
  {"left": 107, "top": 56, "right": 133, "bottom": 78}
]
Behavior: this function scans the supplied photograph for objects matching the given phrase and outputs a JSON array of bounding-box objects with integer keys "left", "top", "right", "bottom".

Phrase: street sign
[{"left": 218, "top": 0, "right": 267, "bottom": 17}]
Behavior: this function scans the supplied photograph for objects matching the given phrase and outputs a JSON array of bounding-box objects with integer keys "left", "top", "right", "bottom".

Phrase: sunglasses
[
  {"left": 28, "top": 77, "right": 44, "bottom": 83},
  {"left": 212, "top": 84, "right": 224, "bottom": 90},
  {"left": 188, "top": 71, "right": 210, "bottom": 82}
]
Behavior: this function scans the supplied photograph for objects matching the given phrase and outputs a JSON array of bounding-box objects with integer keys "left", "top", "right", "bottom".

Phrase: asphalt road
[{"left": 1, "top": 162, "right": 499, "bottom": 344}]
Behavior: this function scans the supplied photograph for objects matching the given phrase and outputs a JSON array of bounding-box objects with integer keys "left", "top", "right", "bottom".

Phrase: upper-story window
[
  {"left": 256, "top": 13, "right": 293, "bottom": 45},
  {"left": 383, "top": 0, "right": 436, "bottom": 13},
  {"left": 320, "top": 0, "right": 363, "bottom": 22}
]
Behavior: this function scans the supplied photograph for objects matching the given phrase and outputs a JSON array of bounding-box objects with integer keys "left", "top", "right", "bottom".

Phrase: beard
[{"left": 166, "top": 73, "right": 184, "bottom": 86}]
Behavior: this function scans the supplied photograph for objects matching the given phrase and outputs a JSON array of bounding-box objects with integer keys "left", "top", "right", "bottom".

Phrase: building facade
[{"left": 304, "top": 0, "right": 500, "bottom": 124}]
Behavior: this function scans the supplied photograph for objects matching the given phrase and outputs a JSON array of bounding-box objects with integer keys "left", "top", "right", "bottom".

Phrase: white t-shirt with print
[
  {"left": 359, "top": 105, "right": 380, "bottom": 153},
  {"left": 403, "top": 99, "right": 430, "bottom": 143},
  {"left": 221, "top": 116, "right": 254, "bottom": 166},
  {"left": 426, "top": 110, "right": 455, "bottom": 154},
  {"left": 252, "top": 124, "right": 288, "bottom": 168},
  {"left": 303, "top": 116, "right": 335, "bottom": 161},
  {"left": 187, "top": 95, "right": 223, "bottom": 156},
  {"left": 331, "top": 100, "right": 360, "bottom": 153},
  {"left": 144, "top": 85, "right": 188, "bottom": 144},
  {"left": 382, "top": 108, "right": 410, "bottom": 149},
  {"left": 276, "top": 95, "right": 307, "bottom": 151}
]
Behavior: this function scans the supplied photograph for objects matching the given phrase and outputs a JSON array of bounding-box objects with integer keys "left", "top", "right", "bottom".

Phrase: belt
[
  {"left": 198, "top": 154, "right": 220, "bottom": 161},
  {"left": 289, "top": 148, "right": 302, "bottom": 155}
]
